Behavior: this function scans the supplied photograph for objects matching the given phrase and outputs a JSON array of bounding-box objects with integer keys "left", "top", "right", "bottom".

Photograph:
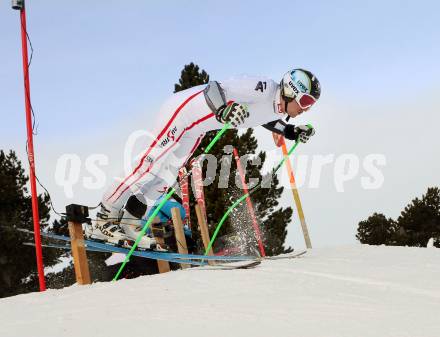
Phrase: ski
[
  {"left": 19, "top": 228, "right": 304, "bottom": 268},
  {"left": 23, "top": 235, "right": 261, "bottom": 268},
  {"left": 191, "top": 259, "right": 261, "bottom": 270},
  {"left": 189, "top": 251, "right": 306, "bottom": 269},
  {"left": 27, "top": 240, "right": 262, "bottom": 269},
  {"left": 77, "top": 239, "right": 240, "bottom": 266},
  {"left": 198, "top": 251, "right": 306, "bottom": 269},
  {"left": 16, "top": 227, "right": 258, "bottom": 266},
  {"left": 264, "top": 250, "right": 307, "bottom": 260},
  {"left": 22, "top": 241, "right": 109, "bottom": 253}
]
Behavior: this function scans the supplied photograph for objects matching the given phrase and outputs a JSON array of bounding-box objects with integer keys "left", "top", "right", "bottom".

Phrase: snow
[
  {"left": 44, "top": 255, "right": 72, "bottom": 275},
  {"left": 105, "top": 252, "right": 126, "bottom": 266},
  {"left": 1, "top": 245, "right": 439, "bottom": 337}
]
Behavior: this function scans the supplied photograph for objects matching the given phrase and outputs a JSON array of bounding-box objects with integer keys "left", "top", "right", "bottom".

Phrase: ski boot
[
  {"left": 119, "top": 195, "right": 158, "bottom": 250},
  {"left": 85, "top": 203, "right": 127, "bottom": 246}
]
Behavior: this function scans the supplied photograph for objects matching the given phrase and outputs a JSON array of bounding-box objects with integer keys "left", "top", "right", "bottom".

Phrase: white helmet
[{"left": 280, "top": 68, "right": 321, "bottom": 110}]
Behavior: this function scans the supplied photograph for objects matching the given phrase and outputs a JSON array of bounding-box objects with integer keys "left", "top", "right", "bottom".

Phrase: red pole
[
  {"left": 191, "top": 159, "right": 207, "bottom": 221},
  {"left": 18, "top": 3, "right": 46, "bottom": 291},
  {"left": 233, "top": 148, "right": 266, "bottom": 257},
  {"left": 178, "top": 167, "right": 191, "bottom": 229}
]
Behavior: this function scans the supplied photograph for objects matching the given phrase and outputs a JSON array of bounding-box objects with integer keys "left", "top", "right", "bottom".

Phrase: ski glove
[
  {"left": 284, "top": 124, "right": 316, "bottom": 143},
  {"left": 215, "top": 101, "right": 249, "bottom": 127}
]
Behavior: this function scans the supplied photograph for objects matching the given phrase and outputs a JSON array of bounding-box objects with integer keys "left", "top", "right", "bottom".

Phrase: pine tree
[
  {"left": 174, "top": 64, "right": 293, "bottom": 255},
  {"left": 396, "top": 187, "right": 440, "bottom": 247},
  {"left": 43, "top": 218, "right": 77, "bottom": 289},
  {"left": 0, "top": 150, "right": 61, "bottom": 298},
  {"left": 356, "top": 187, "right": 440, "bottom": 247},
  {"left": 356, "top": 213, "right": 397, "bottom": 245},
  {"left": 174, "top": 62, "right": 209, "bottom": 93}
]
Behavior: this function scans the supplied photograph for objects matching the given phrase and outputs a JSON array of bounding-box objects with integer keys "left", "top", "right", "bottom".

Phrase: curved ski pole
[
  {"left": 113, "top": 122, "right": 231, "bottom": 281},
  {"left": 204, "top": 139, "right": 301, "bottom": 257}
]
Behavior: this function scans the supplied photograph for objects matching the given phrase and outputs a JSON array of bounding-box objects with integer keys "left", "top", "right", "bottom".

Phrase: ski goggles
[{"left": 281, "top": 82, "right": 316, "bottom": 109}]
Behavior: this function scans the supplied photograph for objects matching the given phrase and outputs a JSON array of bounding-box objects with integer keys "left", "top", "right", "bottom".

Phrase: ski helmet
[{"left": 280, "top": 69, "right": 321, "bottom": 111}]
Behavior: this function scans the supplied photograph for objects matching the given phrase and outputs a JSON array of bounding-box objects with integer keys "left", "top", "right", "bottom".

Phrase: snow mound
[{"left": 1, "top": 245, "right": 439, "bottom": 337}]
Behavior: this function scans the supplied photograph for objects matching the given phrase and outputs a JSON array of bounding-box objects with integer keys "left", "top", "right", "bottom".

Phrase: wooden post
[
  {"left": 151, "top": 217, "right": 170, "bottom": 273},
  {"left": 171, "top": 208, "right": 190, "bottom": 269},
  {"left": 281, "top": 138, "right": 312, "bottom": 249},
  {"left": 68, "top": 221, "right": 91, "bottom": 285},
  {"left": 195, "top": 204, "right": 214, "bottom": 257}
]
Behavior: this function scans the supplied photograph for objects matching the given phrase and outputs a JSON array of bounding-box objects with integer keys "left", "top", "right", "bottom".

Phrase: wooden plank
[
  {"left": 195, "top": 204, "right": 214, "bottom": 263},
  {"left": 171, "top": 208, "right": 190, "bottom": 269},
  {"left": 155, "top": 237, "right": 171, "bottom": 273},
  {"left": 68, "top": 221, "right": 91, "bottom": 285},
  {"left": 151, "top": 217, "right": 170, "bottom": 274}
]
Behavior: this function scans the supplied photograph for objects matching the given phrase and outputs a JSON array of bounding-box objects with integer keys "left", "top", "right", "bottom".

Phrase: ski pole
[
  {"left": 204, "top": 139, "right": 301, "bottom": 257},
  {"left": 113, "top": 122, "right": 231, "bottom": 281},
  {"left": 280, "top": 137, "right": 312, "bottom": 249}
]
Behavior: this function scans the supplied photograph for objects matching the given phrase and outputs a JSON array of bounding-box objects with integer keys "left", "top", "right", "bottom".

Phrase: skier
[{"left": 86, "top": 68, "right": 321, "bottom": 249}]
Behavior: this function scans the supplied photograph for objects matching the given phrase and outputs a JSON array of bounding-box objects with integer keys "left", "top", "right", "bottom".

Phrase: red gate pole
[
  {"left": 233, "top": 148, "right": 266, "bottom": 257},
  {"left": 14, "top": 1, "right": 46, "bottom": 291},
  {"left": 178, "top": 167, "right": 191, "bottom": 229},
  {"left": 191, "top": 158, "right": 207, "bottom": 221}
]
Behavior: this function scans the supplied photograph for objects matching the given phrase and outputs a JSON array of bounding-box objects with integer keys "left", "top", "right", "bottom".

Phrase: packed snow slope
[{"left": 1, "top": 245, "right": 439, "bottom": 337}]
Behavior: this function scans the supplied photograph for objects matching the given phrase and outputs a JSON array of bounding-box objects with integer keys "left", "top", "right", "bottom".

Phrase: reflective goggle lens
[
  {"left": 281, "top": 80, "right": 316, "bottom": 109},
  {"left": 298, "top": 94, "right": 316, "bottom": 109}
]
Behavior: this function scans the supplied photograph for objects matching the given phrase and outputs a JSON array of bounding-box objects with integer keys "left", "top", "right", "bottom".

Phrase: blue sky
[{"left": 1, "top": 1, "right": 439, "bottom": 248}]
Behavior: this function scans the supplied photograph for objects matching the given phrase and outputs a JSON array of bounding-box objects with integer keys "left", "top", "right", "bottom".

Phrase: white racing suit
[{"left": 103, "top": 76, "right": 285, "bottom": 213}]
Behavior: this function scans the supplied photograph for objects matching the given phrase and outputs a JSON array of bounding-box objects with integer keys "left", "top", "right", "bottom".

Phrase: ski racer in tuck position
[{"left": 86, "top": 68, "right": 321, "bottom": 249}]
